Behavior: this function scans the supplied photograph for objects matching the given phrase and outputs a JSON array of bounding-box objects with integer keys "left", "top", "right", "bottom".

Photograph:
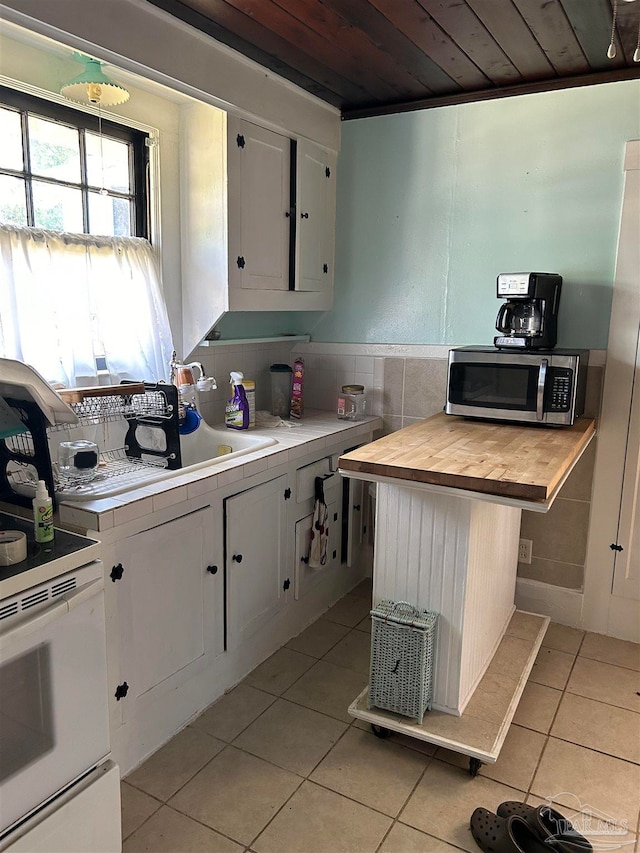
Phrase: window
[
  {"left": 0, "top": 86, "right": 148, "bottom": 238},
  {"left": 0, "top": 86, "right": 172, "bottom": 387}
]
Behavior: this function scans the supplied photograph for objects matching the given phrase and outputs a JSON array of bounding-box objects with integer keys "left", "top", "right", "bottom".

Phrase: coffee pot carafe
[{"left": 494, "top": 272, "right": 562, "bottom": 350}]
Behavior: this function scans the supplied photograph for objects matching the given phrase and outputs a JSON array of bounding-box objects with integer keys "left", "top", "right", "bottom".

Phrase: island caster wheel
[
  {"left": 469, "top": 758, "right": 482, "bottom": 777},
  {"left": 371, "top": 724, "right": 390, "bottom": 739}
]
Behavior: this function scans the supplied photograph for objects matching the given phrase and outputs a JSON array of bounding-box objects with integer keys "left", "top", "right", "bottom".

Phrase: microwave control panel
[{"left": 545, "top": 368, "right": 573, "bottom": 412}]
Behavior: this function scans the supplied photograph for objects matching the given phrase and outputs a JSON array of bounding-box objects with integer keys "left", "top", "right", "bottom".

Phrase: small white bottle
[{"left": 33, "top": 479, "right": 54, "bottom": 543}]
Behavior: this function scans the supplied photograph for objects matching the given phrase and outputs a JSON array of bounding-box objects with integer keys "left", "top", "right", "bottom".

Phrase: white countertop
[{"left": 52, "top": 411, "right": 382, "bottom": 533}]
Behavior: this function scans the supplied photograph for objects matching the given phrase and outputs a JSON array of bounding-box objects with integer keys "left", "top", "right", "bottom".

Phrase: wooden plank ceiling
[{"left": 146, "top": 0, "right": 640, "bottom": 117}]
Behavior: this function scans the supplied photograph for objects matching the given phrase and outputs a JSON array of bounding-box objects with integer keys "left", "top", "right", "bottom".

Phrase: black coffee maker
[{"left": 494, "top": 272, "right": 562, "bottom": 350}]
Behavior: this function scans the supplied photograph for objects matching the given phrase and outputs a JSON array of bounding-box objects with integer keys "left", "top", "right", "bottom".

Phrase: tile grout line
[
  {"left": 372, "top": 746, "right": 437, "bottom": 853},
  {"left": 524, "top": 632, "right": 585, "bottom": 805}
]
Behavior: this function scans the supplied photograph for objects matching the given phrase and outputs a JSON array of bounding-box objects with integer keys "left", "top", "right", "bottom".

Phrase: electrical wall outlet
[{"left": 518, "top": 538, "right": 533, "bottom": 564}]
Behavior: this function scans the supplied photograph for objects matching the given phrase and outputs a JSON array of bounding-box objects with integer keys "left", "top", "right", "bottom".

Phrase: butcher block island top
[{"left": 339, "top": 412, "right": 596, "bottom": 504}]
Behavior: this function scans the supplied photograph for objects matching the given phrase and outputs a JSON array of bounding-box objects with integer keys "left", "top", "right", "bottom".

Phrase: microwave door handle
[{"left": 536, "top": 359, "right": 548, "bottom": 421}]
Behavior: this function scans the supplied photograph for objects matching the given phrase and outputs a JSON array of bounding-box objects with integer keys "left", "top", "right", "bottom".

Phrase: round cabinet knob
[
  {"left": 300, "top": 212, "right": 309, "bottom": 219},
  {"left": 232, "top": 554, "right": 243, "bottom": 563},
  {"left": 207, "top": 565, "right": 218, "bottom": 574}
]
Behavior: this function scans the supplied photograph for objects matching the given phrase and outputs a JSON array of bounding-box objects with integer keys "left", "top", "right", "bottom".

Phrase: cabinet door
[
  {"left": 112, "top": 507, "right": 220, "bottom": 721},
  {"left": 226, "top": 475, "right": 289, "bottom": 647},
  {"left": 295, "top": 499, "right": 340, "bottom": 600},
  {"left": 228, "top": 119, "right": 290, "bottom": 292},
  {"left": 347, "top": 478, "right": 365, "bottom": 568},
  {"left": 296, "top": 140, "right": 336, "bottom": 294}
]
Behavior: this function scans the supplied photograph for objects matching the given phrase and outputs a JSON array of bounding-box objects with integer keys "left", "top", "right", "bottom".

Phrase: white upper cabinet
[
  {"left": 181, "top": 106, "right": 336, "bottom": 356},
  {"left": 228, "top": 119, "right": 291, "bottom": 292},
  {"left": 296, "top": 139, "right": 336, "bottom": 295}
]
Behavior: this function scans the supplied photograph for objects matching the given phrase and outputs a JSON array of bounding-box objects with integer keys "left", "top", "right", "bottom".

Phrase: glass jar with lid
[{"left": 337, "top": 385, "right": 366, "bottom": 420}]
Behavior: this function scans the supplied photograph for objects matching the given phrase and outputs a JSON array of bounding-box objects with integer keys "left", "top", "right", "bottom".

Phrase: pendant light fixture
[
  {"left": 607, "top": 0, "right": 640, "bottom": 61},
  {"left": 60, "top": 54, "right": 130, "bottom": 196},
  {"left": 60, "top": 53, "right": 130, "bottom": 107}
]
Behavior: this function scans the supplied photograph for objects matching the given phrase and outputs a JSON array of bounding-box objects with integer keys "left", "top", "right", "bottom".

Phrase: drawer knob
[{"left": 232, "top": 554, "right": 243, "bottom": 563}]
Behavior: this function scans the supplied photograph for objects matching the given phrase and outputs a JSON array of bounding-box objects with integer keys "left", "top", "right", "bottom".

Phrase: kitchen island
[{"left": 339, "top": 412, "right": 595, "bottom": 772}]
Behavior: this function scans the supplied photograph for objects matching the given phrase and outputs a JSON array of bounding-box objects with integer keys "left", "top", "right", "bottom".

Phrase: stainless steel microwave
[{"left": 445, "top": 346, "right": 589, "bottom": 426}]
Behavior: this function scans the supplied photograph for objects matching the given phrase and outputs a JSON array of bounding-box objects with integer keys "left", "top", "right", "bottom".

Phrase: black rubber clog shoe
[
  {"left": 470, "top": 807, "right": 561, "bottom": 853},
  {"left": 496, "top": 802, "right": 592, "bottom": 853}
]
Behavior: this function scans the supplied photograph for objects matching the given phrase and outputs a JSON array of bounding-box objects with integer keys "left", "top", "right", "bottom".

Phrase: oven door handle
[
  {"left": 536, "top": 359, "right": 548, "bottom": 421},
  {"left": 0, "top": 577, "right": 104, "bottom": 651}
]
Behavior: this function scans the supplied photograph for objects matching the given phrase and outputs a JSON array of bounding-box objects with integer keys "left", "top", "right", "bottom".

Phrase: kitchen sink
[{"left": 179, "top": 419, "right": 277, "bottom": 467}]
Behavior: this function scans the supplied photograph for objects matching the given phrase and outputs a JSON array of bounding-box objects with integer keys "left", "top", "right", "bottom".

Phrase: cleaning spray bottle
[
  {"left": 225, "top": 372, "right": 250, "bottom": 430},
  {"left": 33, "top": 479, "right": 54, "bottom": 543}
]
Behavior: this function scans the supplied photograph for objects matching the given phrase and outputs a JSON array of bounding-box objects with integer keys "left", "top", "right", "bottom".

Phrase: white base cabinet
[
  {"left": 98, "top": 430, "right": 375, "bottom": 775},
  {"left": 226, "top": 474, "right": 290, "bottom": 648},
  {"left": 107, "top": 507, "right": 222, "bottom": 732}
]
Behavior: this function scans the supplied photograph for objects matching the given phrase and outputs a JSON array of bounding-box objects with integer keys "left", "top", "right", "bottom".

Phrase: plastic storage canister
[
  {"left": 270, "top": 364, "right": 293, "bottom": 418},
  {"left": 337, "top": 385, "right": 366, "bottom": 420}
]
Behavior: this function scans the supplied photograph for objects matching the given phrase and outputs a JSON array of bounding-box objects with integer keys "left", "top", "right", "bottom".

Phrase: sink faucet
[{"left": 169, "top": 351, "right": 216, "bottom": 424}]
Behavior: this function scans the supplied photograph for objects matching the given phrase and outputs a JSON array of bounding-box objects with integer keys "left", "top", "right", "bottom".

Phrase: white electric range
[{"left": 0, "top": 512, "right": 121, "bottom": 853}]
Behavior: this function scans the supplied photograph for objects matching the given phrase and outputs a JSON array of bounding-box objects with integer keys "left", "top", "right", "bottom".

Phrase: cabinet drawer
[{"left": 295, "top": 457, "right": 331, "bottom": 502}]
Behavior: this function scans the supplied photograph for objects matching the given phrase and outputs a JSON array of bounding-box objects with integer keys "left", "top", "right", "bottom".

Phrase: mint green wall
[{"left": 311, "top": 81, "right": 640, "bottom": 348}]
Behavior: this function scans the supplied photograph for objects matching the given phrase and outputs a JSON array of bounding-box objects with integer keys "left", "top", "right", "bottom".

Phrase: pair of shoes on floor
[{"left": 470, "top": 801, "right": 593, "bottom": 853}]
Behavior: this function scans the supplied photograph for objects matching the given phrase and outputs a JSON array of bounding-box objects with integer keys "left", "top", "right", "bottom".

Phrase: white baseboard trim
[{"left": 515, "top": 577, "right": 583, "bottom": 629}]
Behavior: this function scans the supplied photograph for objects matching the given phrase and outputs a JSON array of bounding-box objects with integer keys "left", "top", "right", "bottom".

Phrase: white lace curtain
[{"left": 0, "top": 224, "right": 174, "bottom": 388}]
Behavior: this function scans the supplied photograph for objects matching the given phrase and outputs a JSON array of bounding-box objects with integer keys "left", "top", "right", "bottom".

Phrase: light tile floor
[{"left": 122, "top": 580, "right": 640, "bottom": 853}]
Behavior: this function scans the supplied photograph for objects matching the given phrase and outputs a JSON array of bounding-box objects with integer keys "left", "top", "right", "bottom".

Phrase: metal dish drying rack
[{"left": 0, "top": 383, "right": 182, "bottom": 507}]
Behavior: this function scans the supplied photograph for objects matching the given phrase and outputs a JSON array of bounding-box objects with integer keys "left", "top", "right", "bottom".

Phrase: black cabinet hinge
[
  {"left": 115, "top": 682, "right": 129, "bottom": 701},
  {"left": 325, "top": 166, "right": 331, "bottom": 178},
  {"left": 610, "top": 543, "right": 624, "bottom": 552},
  {"left": 237, "top": 256, "right": 245, "bottom": 269},
  {"left": 237, "top": 134, "right": 245, "bottom": 148},
  {"left": 283, "top": 578, "right": 291, "bottom": 591},
  {"left": 323, "top": 263, "right": 328, "bottom": 274},
  {"left": 284, "top": 487, "right": 292, "bottom": 500},
  {"left": 110, "top": 563, "right": 124, "bottom": 582}
]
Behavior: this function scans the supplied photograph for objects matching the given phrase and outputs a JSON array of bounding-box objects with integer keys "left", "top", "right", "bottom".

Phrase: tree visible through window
[{"left": 0, "top": 85, "right": 148, "bottom": 238}]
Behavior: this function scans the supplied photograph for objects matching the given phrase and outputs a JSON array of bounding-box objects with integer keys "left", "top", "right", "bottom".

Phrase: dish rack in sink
[{"left": 0, "top": 382, "right": 182, "bottom": 508}]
